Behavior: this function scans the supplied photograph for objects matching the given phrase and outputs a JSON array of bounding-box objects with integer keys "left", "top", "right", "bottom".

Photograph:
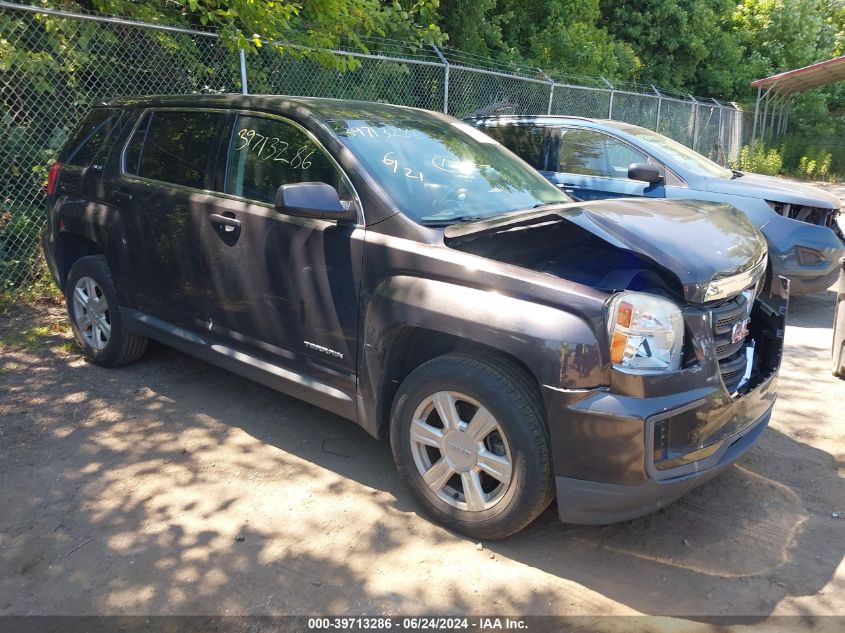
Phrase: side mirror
[
  {"left": 274, "top": 182, "right": 355, "bottom": 221},
  {"left": 627, "top": 162, "right": 663, "bottom": 184}
]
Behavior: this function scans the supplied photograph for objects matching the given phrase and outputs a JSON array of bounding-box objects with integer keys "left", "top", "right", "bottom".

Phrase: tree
[
  {"left": 89, "top": 0, "right": 444, "bottom": 68},
  {"left": 438, "top": 0, "right": 640, "bottom": 81},
  {"left": 436, "top": 0, "right": 504, "bottom": 58},
  {"left": 599, "top": 0, "right": 744, "bottom": 97},
  {"left": 732, "top": 0, "right": 827, "bottom": 79}
]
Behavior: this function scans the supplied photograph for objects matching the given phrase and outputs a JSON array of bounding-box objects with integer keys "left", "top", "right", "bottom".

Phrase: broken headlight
[{"left": 607, "top": 292, "right": 684, "bottom": 373}]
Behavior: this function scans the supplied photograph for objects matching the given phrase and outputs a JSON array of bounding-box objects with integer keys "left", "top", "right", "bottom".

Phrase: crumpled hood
[
  {"left": 706, "top": 172, "right": 841, "bottom": 209},
  {"left": 446, "top": 198, "right": 768, "bottom": 304}
]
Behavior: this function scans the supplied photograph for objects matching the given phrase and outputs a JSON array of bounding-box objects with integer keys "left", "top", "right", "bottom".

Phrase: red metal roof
[{"left": 751, "top": 55, "right": 845, "bottom": 95}]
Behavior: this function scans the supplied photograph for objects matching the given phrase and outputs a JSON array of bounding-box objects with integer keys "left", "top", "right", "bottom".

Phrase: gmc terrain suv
[{"left": 43, "top": 95, "right": 787, "bottom": 538}]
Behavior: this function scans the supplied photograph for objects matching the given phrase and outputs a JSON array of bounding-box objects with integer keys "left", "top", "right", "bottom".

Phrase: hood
[
  {"left": 445, "top": 198, "right": 768, "bottom": 304},
  {"left": 706, "top": 172, "right": 841, "bottom": 209}
]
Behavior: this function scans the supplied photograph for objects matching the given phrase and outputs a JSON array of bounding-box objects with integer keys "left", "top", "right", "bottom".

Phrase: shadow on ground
[{"left": 0, "top": 298, "right": 842, "bottom": 619}]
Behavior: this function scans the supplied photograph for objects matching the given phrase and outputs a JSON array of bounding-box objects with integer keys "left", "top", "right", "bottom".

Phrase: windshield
[
  {"left": 326, "top": 115, "right": 569, "bottom": 224},
  {"left": 626, "top": 128, "right": 733, "bottom": 179}
]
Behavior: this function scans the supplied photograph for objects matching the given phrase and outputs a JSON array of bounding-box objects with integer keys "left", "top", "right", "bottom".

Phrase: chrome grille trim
[{"left": 711, "top": 293, "right": 752, "bottom": 393}]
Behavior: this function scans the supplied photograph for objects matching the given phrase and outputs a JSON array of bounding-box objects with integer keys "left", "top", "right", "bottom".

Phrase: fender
[
  {"left": 356, "top": 274, "right": 607, "bottom": 437},
  {"left": 52, "top": 197, "right": 136, "bottom": 301}
]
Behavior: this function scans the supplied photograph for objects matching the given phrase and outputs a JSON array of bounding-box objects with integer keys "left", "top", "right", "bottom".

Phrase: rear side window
[
  {"left": 62, "top": 108, "right": 122, "bottom": 168},
  {"left": 224, "top": 115, "right": 347, "bottom": 204},
  {"left": 124, "top": 110, "right": 223, "bottom": 189},
  {"left": 481, "top": 125, "right": 548, "bottom": 169}
]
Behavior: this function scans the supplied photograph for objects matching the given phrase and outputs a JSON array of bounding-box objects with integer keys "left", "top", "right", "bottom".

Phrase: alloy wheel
[
  {"left": 72, "top": 275, "right": 111, "bottom": 351},
  {"left": 409, "top": 390, "right": 513, "bottom": 512}
]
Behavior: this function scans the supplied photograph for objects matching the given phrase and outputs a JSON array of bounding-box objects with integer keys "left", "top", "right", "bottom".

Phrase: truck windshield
[
  {"left": 626, "top": 128, "right": 733, "bottom": 179},
  {"left": 327, "top": 116, "right": 569, "bottom": 224}
]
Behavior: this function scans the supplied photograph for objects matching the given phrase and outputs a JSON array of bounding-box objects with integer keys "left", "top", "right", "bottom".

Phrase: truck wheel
[
  {"left": 66, "top": 255, "right": 148, "bottom": 367},
  {"left": 390, "top": 352, "right": 553, "bottom": 539}
]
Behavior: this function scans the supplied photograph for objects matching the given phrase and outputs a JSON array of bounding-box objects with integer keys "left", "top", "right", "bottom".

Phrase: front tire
[
  {"left": 390, "top": 352, "right": 553, "bottom": 539},
  {"left": 66, "top": 255, "right": 148, "bottom": 367}
]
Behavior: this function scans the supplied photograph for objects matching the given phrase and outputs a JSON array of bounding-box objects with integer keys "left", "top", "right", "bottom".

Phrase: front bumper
[
  {"left": 776, "top": 264, "right": 839, "bottom": 295},
  {"left": 764, "top": 217, "right": 844, "bottom": 295},
  {"left": 554, "top": 400, "right": 771, "bottom": 524},
  {"left": 543, "top": 370, "right": 777, "bottom": 525}
]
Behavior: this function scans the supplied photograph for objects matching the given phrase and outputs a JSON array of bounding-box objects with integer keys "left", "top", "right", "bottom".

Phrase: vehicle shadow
[{"left": 1, "top": 326, "right": 841, "bottom": 618}]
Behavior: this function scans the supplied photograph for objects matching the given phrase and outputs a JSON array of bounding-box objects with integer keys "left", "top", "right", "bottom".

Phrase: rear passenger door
[
  {"left": 545, "top": 128, "right": 666, "bottom": 201},
  {"left": 116, "top": 108, "right": 226, "bottom": 328},
  {"left": 201, "top": 112, "right": 363, "bottom": 398}
]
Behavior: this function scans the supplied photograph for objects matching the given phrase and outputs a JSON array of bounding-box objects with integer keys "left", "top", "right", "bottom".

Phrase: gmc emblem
[{"left": 731, "top": 318, "right": 750, "bottom": 344}]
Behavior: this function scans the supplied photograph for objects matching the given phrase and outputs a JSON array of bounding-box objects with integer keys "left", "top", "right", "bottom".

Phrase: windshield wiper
[
  {"left": 418, "top": 215, "right": 485, "bottom": 227},
  {"left": 731, "top": 170, "right": 744, "bottom": 179}
]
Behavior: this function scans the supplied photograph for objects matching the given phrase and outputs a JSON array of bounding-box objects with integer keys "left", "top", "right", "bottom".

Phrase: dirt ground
[{"left": 0, "top": 284, "right": 843, "bottom": 624}]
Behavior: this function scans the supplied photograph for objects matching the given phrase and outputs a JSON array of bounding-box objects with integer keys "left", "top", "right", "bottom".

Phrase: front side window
[
  {"left": 558, "top": 128, "right": 648, "bottom": 178},
  {"left": 224, "top": 115, "right": 346, "bottom": 205},
  {"left": 124, "top": 110, "right": 223, "bottom": 189},
  {"left": 326, "top": 116, "right": 568, "bottom": 224},
  {"left": 626, "top": 128, "right": 733, "bottom": 179}
]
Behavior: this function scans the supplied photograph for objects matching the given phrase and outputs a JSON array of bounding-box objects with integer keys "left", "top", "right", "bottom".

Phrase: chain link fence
[{"left": 0, "top": 1, "right": 767, "bottom": 290}]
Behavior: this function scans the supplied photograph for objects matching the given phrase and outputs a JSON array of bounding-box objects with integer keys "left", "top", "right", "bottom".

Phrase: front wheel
[{"left": 390, "top": 353, "right": 553, "bottom": 539}]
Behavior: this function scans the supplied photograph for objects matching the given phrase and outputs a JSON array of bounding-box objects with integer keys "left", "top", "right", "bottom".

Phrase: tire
[
  {"left": 390, "top": 352, "right": 553, "bottom": 539},
  {"left": 65, "top": 255, "right": 148, "bottom": 367}
]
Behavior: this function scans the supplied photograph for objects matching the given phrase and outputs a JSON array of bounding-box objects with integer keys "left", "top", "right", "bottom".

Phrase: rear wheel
[
  {"left": 66, "top": 255, "right": 148, "bottom": 366},
  {"left": 390, "top": 352, "right": 553, "bottom": 539}
]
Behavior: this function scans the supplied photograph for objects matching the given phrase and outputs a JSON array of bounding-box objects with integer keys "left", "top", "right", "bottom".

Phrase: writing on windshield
[{"left": 328, "top": 117, "right": 567, "bottom": 223}]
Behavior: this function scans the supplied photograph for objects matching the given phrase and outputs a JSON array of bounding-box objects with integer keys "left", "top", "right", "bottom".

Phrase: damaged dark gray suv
[{"left": 43, "top": 95, "right": 787, "bottom": 538}]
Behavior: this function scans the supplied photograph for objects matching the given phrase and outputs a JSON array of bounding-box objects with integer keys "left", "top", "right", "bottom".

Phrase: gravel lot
[{"left": 0, "top": 284, "right": 843, "bottom": 623}]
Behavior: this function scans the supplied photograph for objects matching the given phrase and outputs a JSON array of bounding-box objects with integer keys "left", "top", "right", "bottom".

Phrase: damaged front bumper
[{"left": 542, "top": 277, "right": 788, "bottom": 525}]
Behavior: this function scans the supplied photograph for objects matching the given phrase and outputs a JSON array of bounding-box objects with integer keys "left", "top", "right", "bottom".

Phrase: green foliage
[
  {"left": 437, "top": 0, "right": 845, "bottom": 104},
  {"left": 92, "top": 0, "right": 444, "bottom": 69},
  {"left": 794, "top": 148, "right": 834, "bottom": 180},
  {"left": 436, "top": 0, "right": 640, "bottom": 81},
  {"left": 730, "top": 137, "right": 843, "bottom": 182},
  {"left": 599, "top": 0, "right": 744, "bottom": 96},
  {"left": 731, "top": 140, "right": 783, "bottom": 176},
  {"left": 732, "top": 0, "right": 828, "bottom": 81},
  {"left": 0, "top": 321, "right": 70, "bottom": 350}
]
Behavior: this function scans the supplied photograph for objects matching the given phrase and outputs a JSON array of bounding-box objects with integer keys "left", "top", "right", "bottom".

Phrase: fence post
[
  {"left": 431, "top": 44, "right": 449, "bottom": 114},
  {"left": 651, "top": 85, "right": 662, "bottom": 132},
  {"left": 239, "top": 48, "right": 248, "bottom": 94},
  {"left": 601, "top": 77, "right": 614, "bottom": 119},
  {"left": 781, "top": 102, "right": 790, "bottom": 136},
  {"left": 716, "top": 100, "right": 724, "bottom": 163},
  {"left": 537, "top": 68, "right": 555, "bottom": 115},
  {"left": 688, "top": 94, "right": 699, "bottom": 151},
  {"left": 750, "top": 87, "right": 761, "bottom": 146}
]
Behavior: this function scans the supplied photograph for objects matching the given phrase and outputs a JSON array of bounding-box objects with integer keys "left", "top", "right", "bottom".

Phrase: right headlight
[{"left": 607, "top": 291, "right": 684, "bottom": 373}]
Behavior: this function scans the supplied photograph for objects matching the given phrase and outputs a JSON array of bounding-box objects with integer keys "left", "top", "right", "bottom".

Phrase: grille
[{"left": 710, "top": 293, "right": 751, "bottom": 393}]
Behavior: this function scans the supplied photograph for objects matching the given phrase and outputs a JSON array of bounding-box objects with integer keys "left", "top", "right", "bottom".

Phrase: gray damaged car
[{"left": 469, "top": 115, "right": 845, "bottom": 295}]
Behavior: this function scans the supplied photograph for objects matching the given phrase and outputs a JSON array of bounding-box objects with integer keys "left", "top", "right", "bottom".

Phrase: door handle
[
  {"left": 209, "top": 213, "right": 241, "bottom": 232},
  {"left": 112, "top": 188, "right": 132, "bottom": 202}
]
